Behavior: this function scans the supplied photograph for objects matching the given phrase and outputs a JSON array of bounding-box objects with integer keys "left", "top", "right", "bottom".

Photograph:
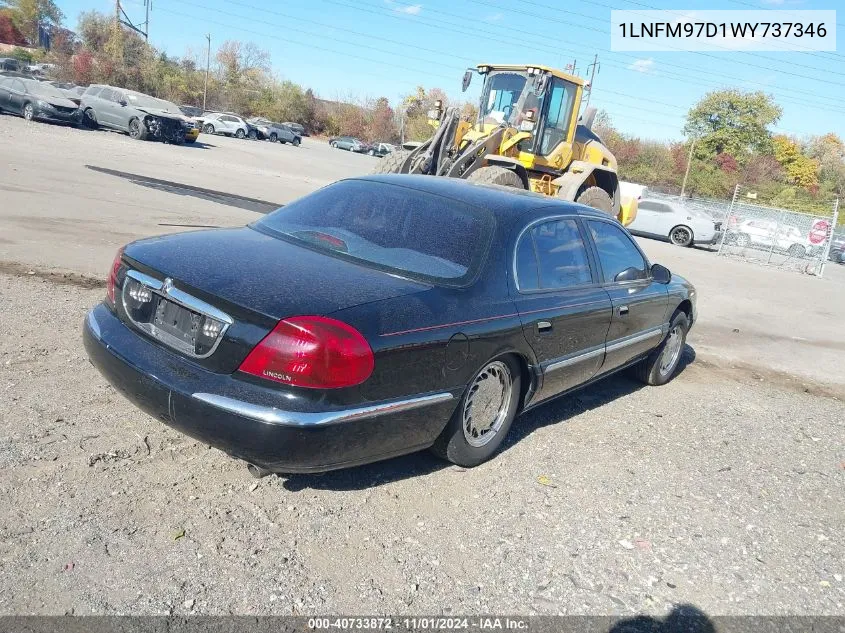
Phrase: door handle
[
  {"left": 537, "top": 320, "right": 553, "bottom": 332},
  {"left": 618, "top": 305, "right": 630, "bottom": 316}
]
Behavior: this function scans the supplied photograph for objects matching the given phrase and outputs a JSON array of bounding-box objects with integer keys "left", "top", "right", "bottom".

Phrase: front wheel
[
  {"left": 574, "top": 185, "right": 614, "bottom": 213},
  {"left": 633, "top": 311, "right": 689, "bottom": 386},
  {"left": 203, "top": 123, "right": 215, "bottom": 134},
  {"left": 23, "top": 102, "right": 35, "bottom": 121},
  {"left": 431, "top": 356, "right": 522, "bottom": 468},
  {"left": 734, "top": 233, "right": 750, "bottom": 248},
  {"left": 270, "top": 133, "right": 278, "bottom": 143},
  {"left": 787, "top": 243, "right": 806, "bottom": 258},
  {"left": 128, "top": 117, "right": 148, "bottom": 141},
  {"left": 83, "top": 108, "right": 98, "bottom": 129},
  {"left": 368, "top": 149, "right": 375, "bottom": 156},
  {"left": 669, "top": 225, "right": 694, "bottom": 247},
  {"left": 466, "top": 166, "right": 525, "bottom": 189},
  {"left": 293, "top": 137, "right": 301, "bottom": 146},
  {"left": 235, "top": 128, "right": 246, "bottom": 139},
  {"left": 370, "top": 149, "right": 411, "bottom": 174}
]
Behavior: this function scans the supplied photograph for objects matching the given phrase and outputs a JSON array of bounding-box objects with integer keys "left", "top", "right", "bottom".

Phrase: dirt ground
[{"left": 0, "top": 116, "right": 842, "bottom": 616}]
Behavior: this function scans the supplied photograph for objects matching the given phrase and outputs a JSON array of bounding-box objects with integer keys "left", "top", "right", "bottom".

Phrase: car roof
[{"left": 354, "top": 174, "right": 610, "bottom": 222}]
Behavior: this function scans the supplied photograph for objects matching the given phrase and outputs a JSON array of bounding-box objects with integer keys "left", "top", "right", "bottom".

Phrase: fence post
[
  {"left": 766, "top": 209, "right": 786, "bottom": 264},
  {"left": 717, "top": 184, "right": 740, "bottom": 255},
  {"left": 818, "top": 198, "right": 839, "bottom": 278}
]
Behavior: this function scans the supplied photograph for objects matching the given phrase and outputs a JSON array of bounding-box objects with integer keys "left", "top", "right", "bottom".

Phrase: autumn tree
[
  {"left": 0, "top": 0, "right": 62, "bottom": 45},
  {"left": 772, "top": 135, "right": 819, "bottom": 189}
]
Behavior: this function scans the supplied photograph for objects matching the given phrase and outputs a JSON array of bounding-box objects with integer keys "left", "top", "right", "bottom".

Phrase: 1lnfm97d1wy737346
[{"left": 83, "top": 175, "right": 696, "bottom": 476}]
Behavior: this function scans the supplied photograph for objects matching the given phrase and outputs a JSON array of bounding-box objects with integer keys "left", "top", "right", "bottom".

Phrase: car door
[
  {"left": 110, "top": 89, "right": 131, "bottom": 130},
  {"left": 0, "top": 77, "right": 12, "bottom": 112},
  {"left": 585, "top": 218, "right": 669, "bottom": 371},
  {"left": 93, "top": 88, "right": 118, "bottom": 127},
  {"left": 7, "top": 78, "right": 25, "bottom": 113},
  {"left": 511, "top": 216, "right": 613, "bottom": 402}
]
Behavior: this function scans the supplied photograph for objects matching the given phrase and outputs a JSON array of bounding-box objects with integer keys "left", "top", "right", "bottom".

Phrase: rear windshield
[{"left": 253, "top": 180, "right": 494, "bottom": 286}]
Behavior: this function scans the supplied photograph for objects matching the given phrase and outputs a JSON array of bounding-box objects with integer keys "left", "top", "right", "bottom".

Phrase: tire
[
  {"left": 431, "top": 356, "right": 522, "bottom": 468},
  {"left": 368, "top": 149, "right": 375, "bottom": 156},
  {"left": 293, "top": 137, "right": 300, "bottom": 147},
  {"left": 370, "top": 149, "right": 411, "bottom": 174},
  {"left": 734, "top": 233, "right": 750, "bottom": 248},
  {"left": 574, "top": 185, "right": 614, "bottom": 213},
  {"left": 270, "top": 133, "right": 278, "bottom": 143},
  {"left": 466, "top": 166, "right": 525, "bottom": 189},
  {"left": 235, "top": 128, "right": 245, "bottom": 139},
  {"left": 669, "top": 225, "right": 694, "bottom": 247},
  {"left": 331, "top": 142, "right": 338, "bottom": 148},
  {"left": 203, "top": 123, "right": 215, "bottom": 134},
  {"left": 83, "top": 108, "right": 98, "bottom": 129},
  {"left": 248, "top": 129, "right": 258, "bottom": 140},
  {"left": 787, "top": 243, "right": 806, "bottom": 258},
  {"left": 128, "top": 117, "right": 148, "bottom": 141},
  {"left": 633, "top": 311, "right": 689, "bottom": 386},
  {"left": 22, "top": 102, "right": 35, "bottom": 121}
]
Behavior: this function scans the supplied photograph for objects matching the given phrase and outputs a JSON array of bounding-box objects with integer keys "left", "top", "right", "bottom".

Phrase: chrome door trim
[
  {"left": 604, "top": 326, "right": 664, "bottom": 354},
  {"left": 542, "top": 324, "right": 668, "bottom": 375},
  {"left": 544, "top": 344, "right": 605, "bottom": 373},
  {"left": 191, "top": 391, "right": 455, "bottom": 427}
]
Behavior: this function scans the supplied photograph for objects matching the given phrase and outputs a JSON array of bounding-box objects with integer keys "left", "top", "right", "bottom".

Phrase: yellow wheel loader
[{"left": 373, "top": 64, "right": 636, "bottom": 226}]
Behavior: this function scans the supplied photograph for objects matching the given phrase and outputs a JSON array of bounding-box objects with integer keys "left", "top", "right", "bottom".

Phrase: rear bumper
[{"left": 83, "top": 304, "right": 457, "bottom": 473}]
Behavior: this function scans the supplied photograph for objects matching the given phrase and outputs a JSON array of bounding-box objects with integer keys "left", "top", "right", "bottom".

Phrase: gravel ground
[{"left": 1, "top": 272, "right": 842, "bottom": 616}]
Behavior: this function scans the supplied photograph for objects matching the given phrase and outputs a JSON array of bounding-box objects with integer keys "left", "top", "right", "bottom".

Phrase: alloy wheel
[
  {"left": 670, "top": 226, "right": 692, "bottom": 246},
  {"left": 658, "top": 326, "right": 684, "bottom": 377},
  {"left": 23, "top": 103, "right": 34, "bottom": 120},
  {"left": 461, "top": 361, "right": 513, "bottom": 448}
]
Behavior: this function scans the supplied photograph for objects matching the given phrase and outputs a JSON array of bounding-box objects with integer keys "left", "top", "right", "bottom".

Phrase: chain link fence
[{"left": 649, "top": 186, "right": 840, "bottom": 277}]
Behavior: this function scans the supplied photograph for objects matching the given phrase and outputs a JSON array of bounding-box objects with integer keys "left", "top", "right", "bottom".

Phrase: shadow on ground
[
  {"left": 281, "top": 345, "right": 696, "bottom": 492},
  {"left": 610, "top": 604, "right": 715, "bottom": 633}
]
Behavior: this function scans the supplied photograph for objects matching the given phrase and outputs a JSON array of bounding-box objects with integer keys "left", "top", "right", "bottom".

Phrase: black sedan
[
  {"left": 0, "top": 76, "right": 82, "bottom": 124},
  {"left": 83, "top": 175, "right": 696, "bottom": 476}
]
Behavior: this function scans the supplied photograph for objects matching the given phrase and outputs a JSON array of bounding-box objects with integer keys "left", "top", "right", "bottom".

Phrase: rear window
[{"left": 253, "top": 180, "right": 494, "bottom": 286}]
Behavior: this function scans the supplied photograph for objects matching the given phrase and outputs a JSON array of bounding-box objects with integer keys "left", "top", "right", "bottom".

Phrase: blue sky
[{"left": 56, "top": 0, "right": 843, "bottom": 141}]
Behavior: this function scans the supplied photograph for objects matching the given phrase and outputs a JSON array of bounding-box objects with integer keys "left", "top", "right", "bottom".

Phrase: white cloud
[
  {"left": 628, "top": 58, "right": 655, "bottom": 73},
  {"left": 484, "top": 12, "right": 503, "bottom": 22},
  {"left": 393, "top": 2, "right": 422, "bottom": 14}
]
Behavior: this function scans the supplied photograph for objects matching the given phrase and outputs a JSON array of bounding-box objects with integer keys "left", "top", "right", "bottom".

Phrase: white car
[
  {"left": 201, "top": 112, "right": 250, "bottom": 138},
  {"left": 727, "top": 219, "right": 812, "bottom": 257},
  {"left": 627, "top": 198, "right": 722, "bottom": 247}
]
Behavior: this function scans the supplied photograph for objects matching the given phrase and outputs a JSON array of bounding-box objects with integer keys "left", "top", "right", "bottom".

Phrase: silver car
[
  {"left": 80, "top": 85, "right": 189, "bottom": 143},
  {"left": 247, "top": 118, "right": 301, "bottom": 145},
  {"left": 627, "top": 198, "right": 722, "bottom": 247},
  {"left": 202, "top": 112, "right": 250, "bottom": 138}
]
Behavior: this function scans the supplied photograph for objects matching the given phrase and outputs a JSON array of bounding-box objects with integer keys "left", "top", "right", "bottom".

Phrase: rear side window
[
  {"left": 253, "top": 180, "right": 494, "bottom": 286},
  {"left": 516, "top": 219, "right": 593, "bottom": 290},
  {"left": 587, "top": 220, "right": 648, "bottom": 283},
  {"left": 640, "top": 202, "right": 673, "bottom": 213}
]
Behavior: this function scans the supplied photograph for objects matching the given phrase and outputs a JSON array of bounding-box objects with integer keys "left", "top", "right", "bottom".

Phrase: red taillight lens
[
  {"left": 106, "top": 246, "right": 125, "bottom": 306},
  {"left": 239, "top": 316, "right": 374, "bottom": 389}
]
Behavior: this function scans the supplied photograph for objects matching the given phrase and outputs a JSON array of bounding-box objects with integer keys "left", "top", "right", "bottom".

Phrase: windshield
[
  {"left": 180, "top": 105, "right": 202, "bottom": 117},
  {"left": 253, "top": 180, "right": 494, "bottom": 285},
  {"left": 480, "top": 71, "right": 528, "bottom": 126},
  {"left": 26, "top": 81, "right": 70, "bottom": 100},
  {"left": 125, "top": 92, "right": 179, "bottom": 112}
]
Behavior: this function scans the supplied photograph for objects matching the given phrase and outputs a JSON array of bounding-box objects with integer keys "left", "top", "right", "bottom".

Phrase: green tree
[{"left": 684, "top": 89, "right": 782, "bottom": 161}]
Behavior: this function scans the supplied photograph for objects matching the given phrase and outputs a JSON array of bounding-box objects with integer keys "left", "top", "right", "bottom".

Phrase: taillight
[
  {"left": 106, "top": 246, "right": 125, "bottom": 306},
  {"left": 239, "top": 316, "right": 374, "bottom": 389}
]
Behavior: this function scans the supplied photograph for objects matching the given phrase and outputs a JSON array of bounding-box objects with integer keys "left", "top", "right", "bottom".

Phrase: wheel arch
[
  {"left": 670, "top": 224, "right": 695, "bottom": 245},
  {"left": 482, "top": 156, "right": 530, "bottom": 189}
]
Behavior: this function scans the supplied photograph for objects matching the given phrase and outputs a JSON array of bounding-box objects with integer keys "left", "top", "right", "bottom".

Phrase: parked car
[
  {"left": 247, "top": 118, "right": 301, "bottom": 145},
  {"left": 726, "top": 218, "right": 812, "bottom": 257},
  {"left": 627, "top": 198, "right": 722, "bottom": 247},
  {"left": 0, "top": 76, "right": 82, "bottom": 125},
  {"left": 368, "top": 142, "right": 395, "bottom": 157},
  {"left": 282, "top": 121, "right": 307, "bottom": 136},
  {"left": 80, "top": 85, "right": 191, "bottom": 143},
  {"left": 828, "top": 231, "right": 845, "bottom": 263},
  {"left": 0, "top": 58, "right": 21, "bottom": 72},
  {"left": 50, "top": 82, "right": 86, "bottom": 106},
  {"left": 330, "top": 136, "right": 368, "bottom": 152},
  {"left": 201, "top": 112, "right": 251, "bottom": 138},
  {"left": 178, "top": 105, "right": 205, "bottom": 138},
  {"left": 26, "top": 62, "right": 56, "bottom": 76},
  {"left": 83, "top": 175, "right": 696, "bottom": 476}
]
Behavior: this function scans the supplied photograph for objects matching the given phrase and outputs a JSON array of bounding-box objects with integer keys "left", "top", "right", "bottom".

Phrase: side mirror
[
  {"left": 651, "top": 263, "right": 672, "bottom": 284},
  {"left": 533, "top": 73, "right": 549, "bottom": 96},
  {"left": 119, "top": 100, "right": 127, "bottom": 107},
  {"left": 614, "top": 266, "right": 644, "bottom": 283},
  {"left": 462, "top": 70, "right": 473, "bottom": 92}
]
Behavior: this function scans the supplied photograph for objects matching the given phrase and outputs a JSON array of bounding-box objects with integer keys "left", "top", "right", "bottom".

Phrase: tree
[
  {"left": 1, "top": 0, "right": 63, "bottom": 45},
  {"left": 772, "top": 135, "right": 819, "bottom": 189},
  {"left": 0, "top": 10, "right": 28, "bottom": 45},
  {"left": 684, "top": 89, "right": 782, "bottom": 160},
  {"left": 367, "top": 97, "right": 395, "bottom": 142}
]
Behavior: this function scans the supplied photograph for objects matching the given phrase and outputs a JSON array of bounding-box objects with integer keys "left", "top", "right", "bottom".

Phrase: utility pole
[
  {"left": 585, "top": 54, "right": 600, "bottom": 107},
  {"left": 143, "top": 0, "right": 150, "bottom": 41},
  {"left": 203, "top": 33, "right": 211, "bottom": 111},
  {"left": 680, "top": 137, "right": 698, "bottom": 199}
]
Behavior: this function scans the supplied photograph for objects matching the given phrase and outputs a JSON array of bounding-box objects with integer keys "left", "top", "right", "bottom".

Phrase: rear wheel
[
  {"left": 248, "top": 129, "right": 258, "bottom": 140},
  {"left": 669, "top": 225, "right": 694, "bottom": 247},
  {"left": 787, "top": 243, "right": 806, "bottom": 258},
  {"left": 466, "top": 166, "right": 525, "bottom": 189},
  {"left": 734, "top": 233, "right": 750, "bottom": 247},
  {"left": 23, "top": 102, "right": 35, "bottom": 121},
  {"left": 270, "top": 133, "right": 278, "bottom": 143},
  {"left": 293, "top": 137, "right": 301, "bottom": 147},
  {"left": 235, "top": 128, "right": 245, "bottom": 139},
  {"left": 128, "top": 117, "right": 148, "bottom": 141},
  {"left": 330, "top": 141, "right": 338, "bottom": 148},
  {"left": 83, "top": 108, "right": 98, "bottom": 129},
  {"left": 370, "top": 149, "right": 411, "bottom": 174},
  {"left": 633, "top": 311, "right": 689, "bottom": 386},
  {"left": 203, "top": 123, "right": 215, "bottom": 134},
  {"left": 574, "top": 185, "right": 614, "bottom": 213}
]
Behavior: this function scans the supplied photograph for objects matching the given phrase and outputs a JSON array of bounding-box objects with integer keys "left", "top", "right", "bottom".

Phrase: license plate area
[{"left": 121, "top": 269, "right": 233, "bottom": 359}]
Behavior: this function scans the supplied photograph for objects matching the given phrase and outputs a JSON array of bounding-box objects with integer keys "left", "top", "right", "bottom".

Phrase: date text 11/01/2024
[
  {"left": 618, "top": 21, "right": 828, "bottom": 38},
  {"left": 308, "top": 618, "right": 529, "bottom": 630}
]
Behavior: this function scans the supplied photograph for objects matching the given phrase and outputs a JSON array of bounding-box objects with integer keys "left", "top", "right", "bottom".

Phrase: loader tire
[
  {"left": 466, "top": 166, "right": 525, "bottom": 189},
  {"left": 574, "top": 186, "right": 614, "bottom": 213},
  {"left": 370, "top": 149, "right": 411, "bottom": 174}
]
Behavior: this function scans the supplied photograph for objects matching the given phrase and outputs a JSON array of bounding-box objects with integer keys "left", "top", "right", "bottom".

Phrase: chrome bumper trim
[{"left": 191, "top": 391, "right": 455, "bottom": 427}]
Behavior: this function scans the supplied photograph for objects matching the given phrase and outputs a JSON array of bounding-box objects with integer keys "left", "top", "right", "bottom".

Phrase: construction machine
[{"left": 374, "top": 64, "right": 636, "bottom": 226}]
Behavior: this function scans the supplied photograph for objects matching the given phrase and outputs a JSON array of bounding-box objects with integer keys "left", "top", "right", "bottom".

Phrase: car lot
[{"left": 0, "top": 115, "right": 843, "bottom": 615}]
